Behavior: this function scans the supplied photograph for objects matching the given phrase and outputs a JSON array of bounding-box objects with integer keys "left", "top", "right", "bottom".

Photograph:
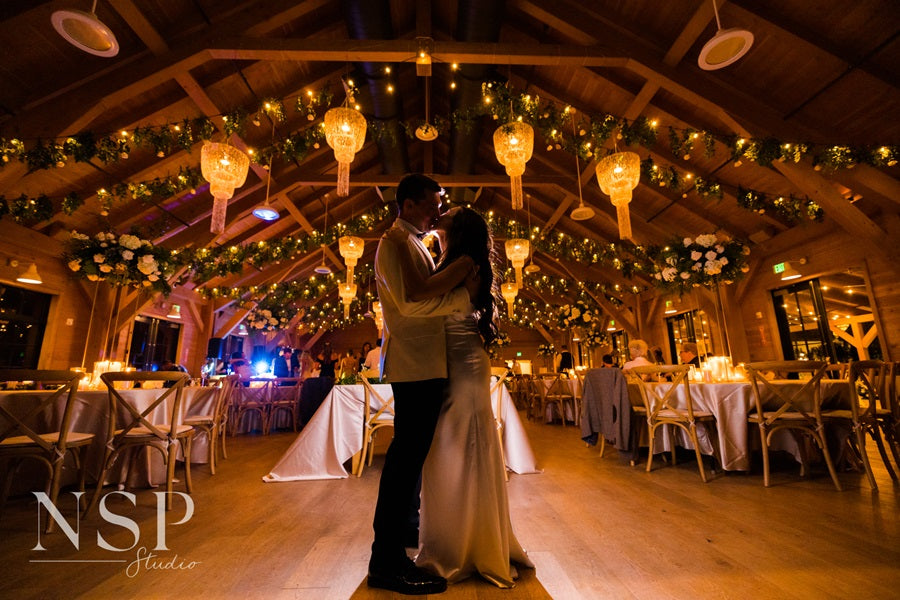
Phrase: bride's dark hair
[{"left": 436, "top": 207, "right": 499, "bottom": 347}]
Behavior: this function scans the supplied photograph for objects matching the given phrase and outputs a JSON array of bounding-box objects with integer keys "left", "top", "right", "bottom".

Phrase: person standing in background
[{"left": 557, "top": 344, "right": 574, "bottom": 372}]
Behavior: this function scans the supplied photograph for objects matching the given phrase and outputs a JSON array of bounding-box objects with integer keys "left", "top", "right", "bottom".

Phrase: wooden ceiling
[{"left": 1, "top": 0, "right": 898, "bottom": 322}]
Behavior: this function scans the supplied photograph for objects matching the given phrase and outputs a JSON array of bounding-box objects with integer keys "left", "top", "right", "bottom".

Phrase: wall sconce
[
  {"left": 775, "top": 257, "right": 807, "bottom": 281},
  {"left": 166, "top": 304, "right": 181, "bottom": 319},
  {"left": 8, "top": 259, "right": 43, "bottom": 285},
  {"left": 415, "top": 37, "right": 433, "bottom": 77}
]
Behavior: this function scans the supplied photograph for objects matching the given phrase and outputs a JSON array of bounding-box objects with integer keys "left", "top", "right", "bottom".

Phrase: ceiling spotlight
[
  {"left": 51, "top": 1, "right": 119, "bottom": 58},
  {"left": 698, "top": 0, "right": 753, "bottom": 70}
]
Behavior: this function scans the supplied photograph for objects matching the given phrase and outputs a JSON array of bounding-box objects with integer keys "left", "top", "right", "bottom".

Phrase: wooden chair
[
  {"left": 745, "top": 361, "right": 841, "bottom": 491},
  {"left": 573, "top": 370, "right": 585, "bottom": 426},
  {"left": 883, "top": 361, "right": 900, "bottom": 470},
  {"left": 628, "top": 364, "right": 718, "bottom": 482},
  {"left": 0, "top": 370, "right": 91, "bottom": 533},
  {"left": 540, "top": 372, "right": 576, "bottom": 426},
  {"left": 355, "top": 378, "right": 395, "bottom": 477},
  {"left": 268, "top": 378, "right": 302, "bottom": 433},
  {"left": 822, "top": 360, "right": 897, "bottom": 490},
  {"left": 183, "top": 375, "right": 238, "bottom": 474},
  {"left": 88, "top": 371, "right": 193, "bottom": 511},
  {"left": 824, "top": 362, "right": 849, "bottom": 379},
  {"left": 489, "top": 375, "right": 509, "bottom": 481},
  {"left": 231, "top": 380, "right": 271, "bottom": 435}
]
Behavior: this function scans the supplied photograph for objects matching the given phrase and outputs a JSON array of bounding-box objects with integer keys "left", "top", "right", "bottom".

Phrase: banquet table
[
  {"left": 539, "top": 374, "right": 582, "bottom": 423},
  {"left": 263, "top": 382, "right": 539, "bottom": 482},
  {"left": 586, "top": 378, "right": 851, "bottom": 471},
  {"left": 0, "top": 386, "right": 218, "bottom": 494}
]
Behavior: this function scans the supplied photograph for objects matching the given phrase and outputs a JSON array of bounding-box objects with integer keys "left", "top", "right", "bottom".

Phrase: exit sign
[
  {"left": 773, "top": 262, "right": 786, "bottom": 274},
  {"left": 516, "top": 351, "right": 522, "bottom": 357}
]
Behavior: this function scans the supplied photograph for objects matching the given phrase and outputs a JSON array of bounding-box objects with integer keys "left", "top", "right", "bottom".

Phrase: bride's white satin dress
[{"left": 416, "top": 313, "right": 533, "bottom": 587}]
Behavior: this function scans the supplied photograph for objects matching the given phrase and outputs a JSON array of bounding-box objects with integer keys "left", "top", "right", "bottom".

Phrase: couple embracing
[{"left": 367, "top": 174, "right": 532, "bottom": 594}]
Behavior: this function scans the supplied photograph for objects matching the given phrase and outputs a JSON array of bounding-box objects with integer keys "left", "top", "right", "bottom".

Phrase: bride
[{"left": 385, "top": 206, "right": 532, "bottom": 587}]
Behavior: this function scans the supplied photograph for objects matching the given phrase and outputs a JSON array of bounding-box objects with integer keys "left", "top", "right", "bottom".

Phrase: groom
[{"left": 368, "top": 174, "right": 474, "bottom": 595}]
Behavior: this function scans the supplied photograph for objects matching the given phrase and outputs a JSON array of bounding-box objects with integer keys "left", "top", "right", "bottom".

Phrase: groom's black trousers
[{"left": 370, "top": 378, "right": 447, "bottom": 570}]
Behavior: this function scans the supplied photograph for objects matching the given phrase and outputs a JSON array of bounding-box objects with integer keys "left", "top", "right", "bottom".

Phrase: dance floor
[{"left": 1, "top": 412, "right": 898, "bottom": 599}]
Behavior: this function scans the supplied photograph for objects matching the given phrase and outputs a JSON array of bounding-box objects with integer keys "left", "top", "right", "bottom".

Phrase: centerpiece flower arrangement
[
  {"left": 64, "top": 231, "right": 175, "bottom": 294},
  {"left": 557, "top": 299, "right": 595, "bottom": 329},
  {"left": 537, "top": 343, "right": 555, "bottom": 356},
  {"left": 487, "top": 331, "right": 511, "bottom": 359},
  {"left": 581, "top": 329, "right": 608, "bottom": 348},
  {"left": 246, "top": 307, "right": 292, "bottom": 332},
  {"left": 650, "top": 233, "right": 750, "bottom": 294}
]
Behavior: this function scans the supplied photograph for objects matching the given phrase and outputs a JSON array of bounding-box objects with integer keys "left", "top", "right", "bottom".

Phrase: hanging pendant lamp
[
  {"left": 338, "top": 235, "right": 364, "bottom": 283},
  {"left": 493, "top": 120, "right": 534, "bottom": 210},
  {"left": 501, "top": 282, "right": 518, "bottom": 317},
  {"left": 338, "top": 281, "right": 357, "bottom": 319},
  {"left": 698, "top": 0, "right": 754, "bottom": 70},
  {"left": 200, "top": 142, "right": 250, "bottom": 234},
  {"left": 51, "top": 1, "right": 119, "bottom": 58},
  {"left": 324, "top": 106, "right": 367, "bottom": 196},
  {"left": 595, "top": 151, "right": 640, "bottom": 240},
  {"left": 505, "top": 238, "right": 530, "bottom": 289}
]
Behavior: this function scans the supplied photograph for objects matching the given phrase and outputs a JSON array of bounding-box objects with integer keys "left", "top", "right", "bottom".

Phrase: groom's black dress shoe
[{"left": 367, "top": 563, "right": 447, "bottom": 595}]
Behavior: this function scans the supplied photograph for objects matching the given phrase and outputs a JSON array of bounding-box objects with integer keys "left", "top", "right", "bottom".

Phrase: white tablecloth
[
  {"left": 0, "top": 386, "right": 218, "bottom": 492},
  {"left": 264, "top": 383, "right": 539, "bottom": 482},
  {"left": 627, "top": 379, "right": 850, "bottom": 471}
]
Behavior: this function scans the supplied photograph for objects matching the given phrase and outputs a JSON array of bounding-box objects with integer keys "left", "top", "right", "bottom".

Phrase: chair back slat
[
  {"left": 0, "top": 370, "right": 84, "bottom": 451},
  {"left": 628, "top": 364, "right": 694, "bottom": 420},
  {"left": 100, "top": 372, "right": 189, "bottom": 442},
  {"left": 848, "top": 360, "right": 886, "bottom": 421},
  {"left": 745, "top": 361, "right": 827, "bottom": 426},
  {"left": 361, "top": 379, "right": 394, "bottom": 423}
]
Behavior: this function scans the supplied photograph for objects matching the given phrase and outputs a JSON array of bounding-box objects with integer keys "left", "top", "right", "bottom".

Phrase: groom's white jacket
[{"left": 375, "top": 219, "right": 471, "bottom": 383}]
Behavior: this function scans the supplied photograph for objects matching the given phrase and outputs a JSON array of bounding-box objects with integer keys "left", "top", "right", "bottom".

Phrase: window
[
  {"left": 771, "top": 272, "right": 881, "bottom": 362},
  {"left": 0, "top": 285, "right": 52, "bottom": 368}
]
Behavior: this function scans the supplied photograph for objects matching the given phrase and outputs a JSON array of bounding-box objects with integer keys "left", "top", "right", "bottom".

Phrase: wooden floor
[{"left": 2, "top": 414, "right": 899, "bottom": 600}]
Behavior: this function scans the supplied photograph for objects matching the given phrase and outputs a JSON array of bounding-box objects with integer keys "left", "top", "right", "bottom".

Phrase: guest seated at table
[
  {"left": 623, "top": 339, "right": 655, "bottom": 380},
  {"left": 649, "top": 345, "right": 665, "bottom": 365},
  {"left": 290, "top": 348, "right": 301, "bottom": 377},
  {"left": 600, "top": 353, "right": 616, "bottom": 368},
  {"left": 679, "top": 341, "right": 701, "bottom": 367}
]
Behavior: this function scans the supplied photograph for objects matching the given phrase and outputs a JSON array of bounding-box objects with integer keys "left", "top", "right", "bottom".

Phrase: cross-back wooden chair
[
  {"left": 745, "top": 360, "right": 841, "bottom": 490},
  {"left": 883, "top": 361, "right": 900, "bottom": 470},
  {"left": 540, "top": 372, "right": 576, "bottom": 426},
  {"left": 628, "top": 364, "right": 719, "bottom": 482},
  {"left": 356, "top": 379, "right": 395, "bottom": 477},
  {"left": 88, "top": 371, "right": 193, "bottom": 511},
  {"left": 230, "top": 379, "right": 271, "bottom": 435},
  {"left": 268, "top": 378, "right": 302, "bottom": 434},
  {"left": 822, "top": 360, "right": 897, "bottom": 490},
  {"left": 183, "top": 375, "right": 238, "bottom": 474},
  {"left": 0, "top": 370, "right": 90, "bottom": 533},
  {"left": 489, "top": 374, "right": 508, "bottom": 481},
  {"left": 824, "top": 362, "right": 849, "bottom": 379}
]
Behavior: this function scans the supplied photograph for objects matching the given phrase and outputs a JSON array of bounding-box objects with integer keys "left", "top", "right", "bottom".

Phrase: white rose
[
  {"left": 119, "top": 234, "right": 142, "bottom": 250},
  {"left": 691, "top": 251, "right": 702, "bottom": 261},
  {"left": 147, "top": 274, "right": 159, "bottom": 282},
  {"left": 571, "top": 308, "right": 581, "bottom": 319},
  {"left": 705, "top": 250, "right": 718, "bottom": 261},
  {"left": 696, "top": 234, "right": 717, "bottom": 247},
  {"left": 137, "top": 255, "right": 157, "bottom": 275},
  {"left": 583, "top": 313, "right": 592, "bottom": 322},
  {"left": 692, "top": 262, "right": 702, "bottom": 271},
  {"left": 121, "top": 250, "right": 134, "bottom": 260},
  {"left": 666, "top": 257, "right": 677, "bottom": 266},
  {"left": 683, "top": 237, "right": 693, "bottom": 247},
  {"left": 99, "top": 264, "right": 113, "bottom": 273},
  {"left": 268, "top": 318, "right": 278, "bottom": 326},
  {"left": 715, "top": 245, "right": 724, "bottom": 253},
  {"left": 68, "top": 259, "right": 81, "bottom": 271},
  {"left": 93, "top": 254, "right": 105, "bottom": 263},
  {"left": 720, "top": 257, "right": 728, "bottom": 265},
  {"left": 680, "top": 271, "right": 691, "bottom": 280}
]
